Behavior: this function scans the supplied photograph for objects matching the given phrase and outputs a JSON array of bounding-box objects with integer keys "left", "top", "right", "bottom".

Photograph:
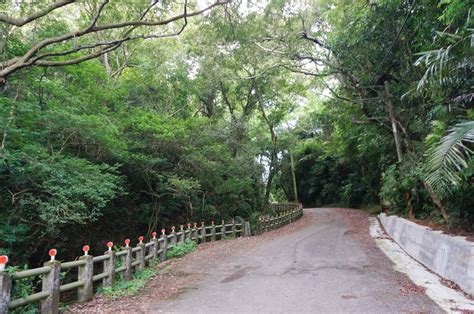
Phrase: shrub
[
  {"left": 98, "top": 268, "right": 156, "bottom": 299},
  {"left": 166, "top": 240, "right": 196, "bottom": 259}
]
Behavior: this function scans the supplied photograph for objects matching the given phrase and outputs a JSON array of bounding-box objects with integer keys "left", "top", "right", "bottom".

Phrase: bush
[
  {"left": 99, "top": 268, "right": 156, "bottom": 299},
  {"left": 380, "top": 162, "right": 439, "bottom": 220},
  {"left": 166, "top": 240, "right": 196, "bottom": 259}
]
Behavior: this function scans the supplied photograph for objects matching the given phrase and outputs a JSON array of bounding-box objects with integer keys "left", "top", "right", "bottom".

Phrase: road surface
[{"left": 148, "top": 208, "right": 442, "bottom": 313}]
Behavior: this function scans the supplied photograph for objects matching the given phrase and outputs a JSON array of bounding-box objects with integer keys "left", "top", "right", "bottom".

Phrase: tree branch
[
  {"left": 0, "top": 0, "right": 75, "bottom": 27},
  {"left": 35, "top": 44, "right": 121, "bottom": 67},
  {"left": 0, "top": 0, "right": 227, "bottom": 81}
]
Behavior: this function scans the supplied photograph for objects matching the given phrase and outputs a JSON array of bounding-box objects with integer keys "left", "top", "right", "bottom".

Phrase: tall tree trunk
[
  {"left": 264, "top": 147, "right": 277, "bottom": 209},
  {"left": 0, "top": 91, "right": 18, "bottom": 158},
  {"left": 255, "top": 82, "right": 277, "bottom": 210},
  {"left": 289, "top": 150, "right": 299, "bottom": 202},
  {"left": 383, "top": 83, "right": 448, "bottom": 222},
  {"left": 384, "top": 81, "right": 403, "bottom": 162},
  {"left": 103, "top": 52, "right": 112, "bottom": 76},
  {"left": 147, "top": 199, "right": 160, "bottom": 237}
]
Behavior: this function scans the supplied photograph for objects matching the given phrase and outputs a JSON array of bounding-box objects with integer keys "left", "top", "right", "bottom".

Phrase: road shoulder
[{"left": 370, "top": 217, "right": 474, "bottom": 312}]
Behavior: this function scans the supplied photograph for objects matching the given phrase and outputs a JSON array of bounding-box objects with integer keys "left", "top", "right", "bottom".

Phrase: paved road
[{"left": 150, "top": 208, "right": 442, "bottom": 313}]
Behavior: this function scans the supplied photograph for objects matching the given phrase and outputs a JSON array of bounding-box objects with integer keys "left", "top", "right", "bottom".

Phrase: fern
[{"left": 425, "top": 121, "right": 474, "bottom": 198}]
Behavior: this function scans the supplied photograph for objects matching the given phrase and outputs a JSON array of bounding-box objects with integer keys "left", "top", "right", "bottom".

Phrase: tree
[
  {"left": 0, "top": 0, "right": 229, "bottom": 82},
  {"left": 426, "top": 121, "right": 474, "bottom": 199}
]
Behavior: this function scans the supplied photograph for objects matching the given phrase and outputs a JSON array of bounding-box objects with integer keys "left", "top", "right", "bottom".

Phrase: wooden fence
[
  {"left": 269, "top": 202, "right": 302, "bottom": 213},
  {"left": 0, "top": 220, "right": 248, "bottom": 314},
  {"left": 0, "top": 203, "right": 303, "bottom": 313},
  {"left": 257, "top": 203, "right": 303, "bottom": 234}
]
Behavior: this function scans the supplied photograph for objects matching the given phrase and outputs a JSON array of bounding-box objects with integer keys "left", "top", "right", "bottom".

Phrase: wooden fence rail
[
  {"left": 0, "top": 203, "right": 303, "bottom": 314},
  {"left": 257, "top": 203, "right": 303, "bottom": 234},
  {"left": 268, "top": 202, "right": 302, "bottom": 213}
]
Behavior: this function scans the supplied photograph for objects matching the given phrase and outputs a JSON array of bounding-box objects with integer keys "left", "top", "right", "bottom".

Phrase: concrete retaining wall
[{"left": 379, "top": 213, "right": 474, "bottom": 295}]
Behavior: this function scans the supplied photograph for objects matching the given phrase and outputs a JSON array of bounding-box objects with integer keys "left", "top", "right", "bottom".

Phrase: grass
[{"left": 98, "top": 267, "right": 157, "bottom": 299}]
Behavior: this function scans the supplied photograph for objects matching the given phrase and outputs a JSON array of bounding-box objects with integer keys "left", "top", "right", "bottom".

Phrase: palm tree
[
  {"left": 416, "top": 24, "right": 473, "bottom": 218},
  {"left": 425, "top": 121, "right": 474, "bottom": 199}
]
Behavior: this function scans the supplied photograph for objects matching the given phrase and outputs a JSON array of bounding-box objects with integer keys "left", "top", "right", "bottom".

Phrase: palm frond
[
  {"left": 414, "top": 29, "right": 473, "bottom": 91},
  {"left": 425, "top": 121, "right": 474, "bottom": 198}
]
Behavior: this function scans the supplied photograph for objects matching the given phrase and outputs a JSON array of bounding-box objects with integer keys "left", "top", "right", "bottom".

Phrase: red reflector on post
[{"left": 49, "top": 249, "right": 57, "bottom": 260}]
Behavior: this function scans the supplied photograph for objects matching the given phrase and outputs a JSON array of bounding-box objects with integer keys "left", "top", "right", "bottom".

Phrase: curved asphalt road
[{"left": 149, "top": 208, "right": 442, "bottom": 313}]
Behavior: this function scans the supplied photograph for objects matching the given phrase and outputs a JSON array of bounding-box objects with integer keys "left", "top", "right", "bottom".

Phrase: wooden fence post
[
  {"left": 103, "top": 242, "right": 115, "bottom": 288},
  {"left": 0, "top": 256, "right": 11, "bottom": 314},
  {"left": 0, "top": 274, "right": 10, "bottom": 314},
  {"left": 186, "top": 224, "right": 191, "bottom": 240},
  {"left": 150, "top": 232, "right": 158, "bottom": 263},
  {"left": 151, "top": 232, "right": 158, "bottom": 261},
  {"left": 192, "top": 223, "right": 198, "bottom": 241},
  {"left": 232, "top": 219, "right": 236, "bottom": 238},
  {"left": 200, "top": 222, "right": 206, "bottom": 243},
  {"left": 244, "top": 221, "right": 251, "bottom": 236},
  {"left": 179, "top": 225, "right": 185, "bottom": 243},
  {"left": 211, "top": 221, "right": 216, "bottom": 242},
  {"left": 77, "top": 253, "right": 93, "bottom": 303},
  {"left": 160, "top": 229, "right": 167, "bottom": 261},
  {"left": 171, "top": 226, "right": 177, "bottom": 246},
  {"left": 41, "top": 250, "right": 60, "bottom": 314},
  {"left": 137, "top": 236, "right": 145, "bottom": 270},
  {"left": 121, "top": 240, "right": 132, "bottom": 281},
  {"left": 221, "top": 220, "right": 226, "bottom": 240}
]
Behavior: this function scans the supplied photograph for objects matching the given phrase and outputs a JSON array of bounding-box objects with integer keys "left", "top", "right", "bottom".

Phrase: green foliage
[
  {"left": 166, "top": 240, "right": 197, "bottom": 259},
  {"left": 98, "top": 268, "right": 157, "bottom": 299},
  {"left": 379, "top": 163, "right": 428, "bottom": 217},
  {"left": 271, "top": 0, "right": 472, "bottom": 229},
  {"left": 6, "top": 265, "right": 39, "bottom": 313},
  {"left": 425, "top": 121, "right": 474, "bottom": 198},
  {"left": 1, "top": 0, "right": 473, "bottom": 270}
]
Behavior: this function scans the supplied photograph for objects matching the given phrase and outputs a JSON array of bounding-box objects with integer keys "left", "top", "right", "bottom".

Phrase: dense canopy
[{"left": 0, "top": 0, "right": 472, "bottom": 267}]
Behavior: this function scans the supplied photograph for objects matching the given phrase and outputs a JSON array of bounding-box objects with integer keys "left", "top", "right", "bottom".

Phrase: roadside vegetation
[
  {"left": 166, "top": 240, "right": 197, "bottom": 259},
  {"left": 98, "top": 267, "right": 160, "bottom": 300},
  {"left": 99, "top": 240, "right": 196, "bottom": 300},
  {"left": 0, "top": 0, "right": 472, "bottom": 268}
]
